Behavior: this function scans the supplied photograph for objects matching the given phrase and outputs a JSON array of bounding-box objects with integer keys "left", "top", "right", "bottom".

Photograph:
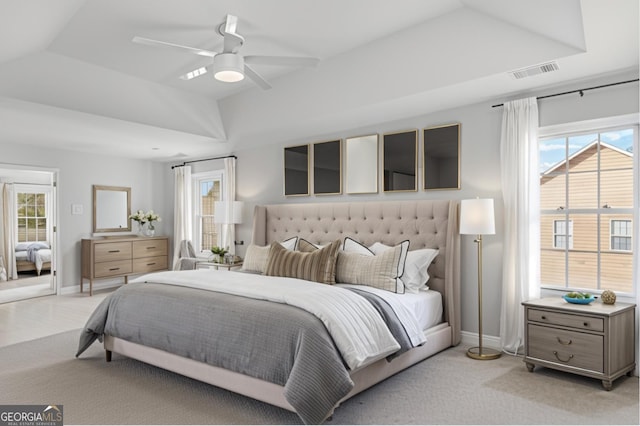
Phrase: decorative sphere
[{"left": 601, "top": 290, "right": 616, "bottom": 305}]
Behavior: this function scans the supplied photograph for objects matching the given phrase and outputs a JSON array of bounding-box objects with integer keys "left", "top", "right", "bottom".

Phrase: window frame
[
  {"left": 191, "top": 170, "right": 224, "bottom": 254},
  {"left": 538, "top": 114, "right": 638, "bottom": 298}
]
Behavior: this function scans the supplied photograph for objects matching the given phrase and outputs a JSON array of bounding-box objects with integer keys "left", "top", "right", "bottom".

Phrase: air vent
[{"left": 510, "top": 61, "right": 559, "bottom": 79}]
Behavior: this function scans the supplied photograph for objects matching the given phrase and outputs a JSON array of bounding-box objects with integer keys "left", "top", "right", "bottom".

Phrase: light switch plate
[{"left": 71, "top": 204, "right": 83, "bottom": 215}]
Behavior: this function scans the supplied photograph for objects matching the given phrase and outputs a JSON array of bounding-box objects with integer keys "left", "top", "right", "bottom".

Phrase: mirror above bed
[{"left": 93, "top": 185, "right": 131, "bottom": 233}]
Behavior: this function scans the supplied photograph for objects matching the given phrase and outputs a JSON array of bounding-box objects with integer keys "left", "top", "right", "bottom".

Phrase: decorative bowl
[{"left": 563, "top": 294, "right": 595, "bottom": 305}]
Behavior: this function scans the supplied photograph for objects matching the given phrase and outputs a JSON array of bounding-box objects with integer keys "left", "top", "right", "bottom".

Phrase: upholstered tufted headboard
[{"left": 250, "top": 199, "right": 460, "bottom": 344}]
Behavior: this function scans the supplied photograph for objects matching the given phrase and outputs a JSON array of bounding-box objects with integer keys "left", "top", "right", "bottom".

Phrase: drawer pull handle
[
  {"left": 541, "top": 316, "right": 547, "bottom": 320},
  {"left": 147, "top": 246, "right": 156, "bottom": 249},
  {"left": 583, "top": 322, "right": 589, "bottom": 327},
  {"left": 553, "top": 351, "right": 574, "bottom": 363},
  {"left": 556, "top": 337, "right": 572, "bottom": 345},
  {"left": 146, "top": 262, "right": 156, "bottom": 266},
  {"left": 108, "top": 250, "right": 120, "bottom": 253},
  {"left": 109, "top": 267, "right": 120, "bottom": 271}
]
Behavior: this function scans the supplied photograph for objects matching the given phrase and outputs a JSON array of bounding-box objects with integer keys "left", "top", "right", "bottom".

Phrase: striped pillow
[
  {"left": 264, "top": 239, "right": 341, "bottom": 284},
  {"left": 336, "top": 245, "right": 404, "bottom": 293},
  {"left": 242, "top": 237, "right": 298, "bottom": 273}
]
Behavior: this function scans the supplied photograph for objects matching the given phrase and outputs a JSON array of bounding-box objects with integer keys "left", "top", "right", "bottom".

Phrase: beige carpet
[{"left": 1, "top": 330, "right": 638, "bottom": 425}]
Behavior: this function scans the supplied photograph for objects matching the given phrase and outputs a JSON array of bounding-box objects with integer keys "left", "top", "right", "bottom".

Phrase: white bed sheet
[
  {"left": 335, "top": 284, "right": 443, "bottom": 331},
  {"left": 15, "top": 249, "right": 52, "bottom": 262}
]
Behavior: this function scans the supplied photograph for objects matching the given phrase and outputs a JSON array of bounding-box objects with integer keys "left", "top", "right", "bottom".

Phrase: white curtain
[
  {"left": 2, "top": 183, "right": 18, "bottom": 280},
  {"left": 221, "top": 157, "right": 237, "bottom": 255},
  {"left": 499, "top": 97, "right": 541, "bottom": 354},
  {"left": 172, "top": 166, "right": 193, "bottom": 270}
]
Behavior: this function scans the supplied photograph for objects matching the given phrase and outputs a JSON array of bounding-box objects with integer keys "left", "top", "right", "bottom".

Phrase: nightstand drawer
[
  {"left": 95, "top": 259, "right": 133, "bottom": 278},
  {"left": 528, "top": 324, "right": 603, "bottom": 372},
  {"left": 133, "top": 255, "right": 168, "bottom": 273},
  {"left": 528, "top": 308, "right": 604, "bottom": 332}
]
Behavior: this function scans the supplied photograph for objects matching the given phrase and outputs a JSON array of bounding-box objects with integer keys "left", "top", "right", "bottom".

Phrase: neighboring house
[{"left": 540, "top": 141, "right": 633, "bottom": 293}]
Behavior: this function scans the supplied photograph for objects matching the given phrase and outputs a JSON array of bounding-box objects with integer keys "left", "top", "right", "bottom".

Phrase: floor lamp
[{"left": 460, "top": 198, "right": 501, "bottom": 360}]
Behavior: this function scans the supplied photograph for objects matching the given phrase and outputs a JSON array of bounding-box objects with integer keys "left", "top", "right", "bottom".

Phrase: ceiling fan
[{"left": 132, "top": 14, "right": 320, "bottom": 90}]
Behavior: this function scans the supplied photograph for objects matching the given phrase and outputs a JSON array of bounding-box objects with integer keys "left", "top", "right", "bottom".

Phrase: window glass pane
[
  {"left": 568, "top": 171, "right": 597, "bottom": 209},
  {"left": 540, "top": 173, "right": 566, "bottom": 210},
  {"left": 567, "top": 134, "right": 598, "bottom": 165},
  {"left": 602, "top": 215, "right": 633, "bottom": 292},
  {"left": 197, "top": 178, "right": 221, "bottom": 251},
  {"left": 567, "top": 251, "right": 598, "bottom": 290}
]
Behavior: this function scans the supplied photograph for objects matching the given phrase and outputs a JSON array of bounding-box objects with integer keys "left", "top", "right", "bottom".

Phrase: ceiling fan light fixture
[{"left": 213, "top": 53, "right": 244, "bottom": 82}]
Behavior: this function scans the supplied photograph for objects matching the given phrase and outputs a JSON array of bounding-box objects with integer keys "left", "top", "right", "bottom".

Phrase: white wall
[
  {"left": 227, "top": 70, "right": 639, "bottom": 338},
  {"left": 0, "top": 141, "right": 169, "bottom": 291}
]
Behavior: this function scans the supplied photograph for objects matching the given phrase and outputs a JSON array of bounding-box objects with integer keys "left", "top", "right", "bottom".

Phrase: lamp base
[{"left": 466, "top": 346, "right": 502, "bottom": 360}]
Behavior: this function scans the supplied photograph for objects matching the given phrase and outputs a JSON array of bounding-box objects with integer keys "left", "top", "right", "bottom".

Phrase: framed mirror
[
  {"left": 345, "top": 134, "right": 378, "bottom": 194},
  {"left": 284, "top": 144, "right": 309, "bottom": 196},
  {"left": 93, "top": 185, "right": 131, "bottom": 233},
  {"left": 423, "top": 123, "right": 461, "bottom": 190},
  {"left": 313, "top": 139, "right": 342, "bottom": 195},
  {"left": 383, "top": 129, "right": 417, "bottom": 192}
]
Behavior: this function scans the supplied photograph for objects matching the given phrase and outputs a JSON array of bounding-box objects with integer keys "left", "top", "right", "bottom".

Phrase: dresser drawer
[
  {"left": 133, "top": 240, "right": 168, "bottom": 258},
  {"left": 528, "top": 324, "right": 603, "bottom": 373},
  {"left": 527, "top": 308, "right": 604, "bottom": 332},
  {"left": 94, "top": 242, "right": 132, "bottom": 262},
  {"left": 94, "top": 259, "right": 133, "bottom": 278},
  {"left": 133, "top": 255, "right": 168, "bottom": 273}
]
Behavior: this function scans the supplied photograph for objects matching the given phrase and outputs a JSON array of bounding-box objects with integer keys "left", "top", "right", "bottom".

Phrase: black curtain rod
[
  {"left": 171, "top": 155, "right": 237, "bottom": 169},
  {"left": 491, "top": 78, "right": 639, "bottom": 108}
]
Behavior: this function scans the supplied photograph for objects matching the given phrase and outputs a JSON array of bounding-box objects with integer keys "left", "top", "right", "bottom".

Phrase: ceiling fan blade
[
  {"left": 244, "top": 55, "right": 319, "bottom": 67},
  {"left": 179, "top": 65, "right": 212, "bottom": 81},
  {"left": 244, "top": 64, "right": 272, "bottom": 90},
  {"left": 132, "top": 36, "right": 218, "bottom": 58}
]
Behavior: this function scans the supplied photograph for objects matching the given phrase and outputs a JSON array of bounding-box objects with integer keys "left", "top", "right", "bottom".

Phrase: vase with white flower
[
  {"left": 129, "top": 210, "right": 148, "bottom": 235},
  {"left": 145, "top": 210, "right": 161, "bottom": 237}
]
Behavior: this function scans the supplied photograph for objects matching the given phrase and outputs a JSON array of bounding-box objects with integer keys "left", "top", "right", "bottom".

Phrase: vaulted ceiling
[{"left": 0, "top": 0, "right": 637, "bottom": 161}]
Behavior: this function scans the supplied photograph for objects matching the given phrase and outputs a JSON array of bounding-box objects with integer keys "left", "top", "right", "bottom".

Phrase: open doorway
[{"left": 0, "top": 165, "right": 57, "bottom": 304}]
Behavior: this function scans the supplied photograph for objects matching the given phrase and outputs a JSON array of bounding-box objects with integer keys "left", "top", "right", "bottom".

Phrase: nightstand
[
  {"left": 195, "top": 261, "right": 243, "bottom": 271},
  {"left": 522, "top": 297, "right": 636, "bottom": 390}
]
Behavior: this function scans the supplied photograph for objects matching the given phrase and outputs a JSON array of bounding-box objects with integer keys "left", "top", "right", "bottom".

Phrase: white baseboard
[
  {"left": 460, "top": 331, "right": 507, "bottom": 353},
  {"left": 60, "top": 280, "right": 123, "bottom": 295}
]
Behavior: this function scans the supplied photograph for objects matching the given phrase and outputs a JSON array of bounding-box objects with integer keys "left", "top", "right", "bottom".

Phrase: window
[
  {"left": 611, "top": 219, "right": 632, "bottom": 251},
  {"left": 192, "top": 171, "right": 223, "bottom": 253},
  {"left": 17, "top": 191, "right": 48, "bottom": 242},
  {"left": 553, "top": 220, "right": 573, "bottom": 249},
  {"left": 539, "top": 123, "right": 637, "bottom": 295}
]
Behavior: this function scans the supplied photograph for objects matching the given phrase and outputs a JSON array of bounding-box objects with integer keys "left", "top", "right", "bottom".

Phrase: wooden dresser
[
  {"left": 81, "top": 236, "right": 169, "bottom": 296},
  {"left": 523, "top": 297, "right": 636, "bottom": 390}
]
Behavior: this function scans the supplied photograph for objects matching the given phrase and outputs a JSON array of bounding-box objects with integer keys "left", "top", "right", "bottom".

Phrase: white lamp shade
[
  {"left": 213, "top": 53, "right": 244, "bottom": 82},
  {"left": 214, "top": 201, "right": 244, "bottom": 224},
  {"left": 460, "top": 198, "right": 495, "bottom": 235}
]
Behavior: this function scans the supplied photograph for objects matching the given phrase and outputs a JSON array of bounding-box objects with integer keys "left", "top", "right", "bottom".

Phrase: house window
[
  {"left": 192, "top": 171, "right": 223, "bottom": 253},
  {"left": 611, "top": 219, "right": 632, "bottom": 251},
  {"left": 17, "top": 192, "right": 47, "bottom": 242},
  {"left": 553, "top": 220, "right": 573, "bottom": 249},
  {"left": 539, "top": 123, "right": 637, "bottom": 295}
]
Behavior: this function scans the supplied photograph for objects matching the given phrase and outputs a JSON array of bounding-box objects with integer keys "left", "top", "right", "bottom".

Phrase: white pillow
[
  {"left": 242, "top": 237, "right": 298, "bottom": 273},
  {"left": 402, "top": 249, "right": 439, "bottom": 293},
  {"left": 341, "top": 238, "right": 409, "bottom": 293}
]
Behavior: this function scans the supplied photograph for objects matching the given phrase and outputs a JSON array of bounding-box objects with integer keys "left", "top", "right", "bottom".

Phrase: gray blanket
[{"left": 76, "top": 282, "right": 413, "bottom": 424}]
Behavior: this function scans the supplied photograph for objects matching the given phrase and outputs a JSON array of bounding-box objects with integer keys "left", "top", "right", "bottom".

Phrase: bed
[
  {"left": 77, "top": 199, "right": 460, "bottom": 424},
  {"left": 15, "top": 242, "right": 51, "bottom": 275}
]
